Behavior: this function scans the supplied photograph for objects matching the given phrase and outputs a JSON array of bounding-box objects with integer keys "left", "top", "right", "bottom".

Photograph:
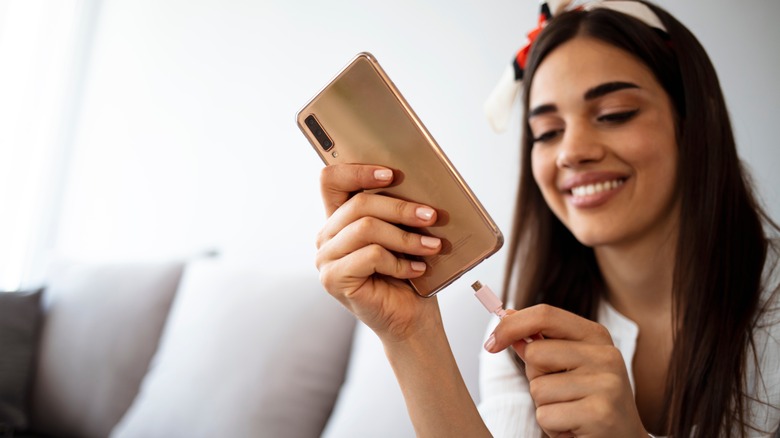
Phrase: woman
[{"left": 315, "top": 1, "right": 779, "bottom": 436}]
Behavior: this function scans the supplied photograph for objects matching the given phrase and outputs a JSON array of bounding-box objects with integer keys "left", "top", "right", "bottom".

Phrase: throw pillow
[
  {"left": 110, "top": 260, "right": 356, "bottom": 438},
  {"left": 0, "top": 289, "right": 43, "bottom": 433},
  {"left": 29, "top": 261, "right": 184, "bottom": 438}
]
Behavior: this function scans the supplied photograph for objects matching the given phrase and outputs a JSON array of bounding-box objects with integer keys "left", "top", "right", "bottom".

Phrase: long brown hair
[{"left": 501, "top": 2, "right": 777, "bottom": 436}]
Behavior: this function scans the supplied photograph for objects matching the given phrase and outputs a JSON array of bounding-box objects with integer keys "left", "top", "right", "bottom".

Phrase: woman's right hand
[{"left": 315, "top": 163, "right": 444, "bottom": 342}]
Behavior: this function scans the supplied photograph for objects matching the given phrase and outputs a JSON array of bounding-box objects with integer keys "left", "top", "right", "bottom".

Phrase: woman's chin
[{"left": 569, "top": 230, "right": 617, "bottom": 249}]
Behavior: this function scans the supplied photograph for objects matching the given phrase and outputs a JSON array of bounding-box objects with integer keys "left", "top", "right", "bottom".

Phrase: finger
[
  {"left": 489, "top": 304, "right": 613, "bottom": 353},
  {"left": 535, "top": 397, "right": 616, "bottom": 437},
  {"left": 318, "top": 243, "right": 427, "bottom": 297},
  {"left": 521, "top": 340, "right": 624, "bottom": 381},
  {"left": 535, "top": 401, "right": 580, "bottom": 438},
  {"left": 320, "top": 164, "right": 395, "bottom": 216},
  {"left": 528, "top": 371, "right": 610, "bottom": 407},
  {"left": 317, "top": 192, "right": 437, "bottom": 249},
  {"left": 316, "top": 217, "right": 441, "bottom": 270}
]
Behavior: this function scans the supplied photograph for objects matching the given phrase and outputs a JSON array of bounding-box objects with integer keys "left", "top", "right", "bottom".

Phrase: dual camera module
[{"left": 305, "top": 115, "right": 333, "bottom": 152}]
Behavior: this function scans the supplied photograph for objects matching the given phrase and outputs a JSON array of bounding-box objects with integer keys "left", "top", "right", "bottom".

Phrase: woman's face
[{"left": 529, "top": 36, "right": 679, "bottom": 249}]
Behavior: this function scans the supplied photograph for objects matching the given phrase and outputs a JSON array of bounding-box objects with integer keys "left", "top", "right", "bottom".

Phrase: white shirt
[{"left": 477, "top": 248, "right": 780, "bottom": 437}]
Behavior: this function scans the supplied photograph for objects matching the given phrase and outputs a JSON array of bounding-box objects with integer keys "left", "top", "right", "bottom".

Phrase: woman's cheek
[{"left": 531, "top": 148, "right": 557, "bottom": 197}]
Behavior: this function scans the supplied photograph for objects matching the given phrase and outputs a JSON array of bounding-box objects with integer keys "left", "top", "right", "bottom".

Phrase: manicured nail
[
  {"left": 411, "top": 261, "right": 427, "bottom": 272},
  {"left": 374, "top": 169, "right": 393, "bottom": 181},
  {"left": 484, "top": 333, "right": 496, "bottom": 352},
  {"left": 415, "top": 207, "right": 435, "bottom": 221},
  {"left": 420, "top": 236, "right": 441, "bottom": 249}
]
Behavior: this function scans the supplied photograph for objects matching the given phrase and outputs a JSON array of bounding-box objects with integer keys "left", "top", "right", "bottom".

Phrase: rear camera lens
[{"left": 304, "top": 114, "right": 333, "bottom": 152}]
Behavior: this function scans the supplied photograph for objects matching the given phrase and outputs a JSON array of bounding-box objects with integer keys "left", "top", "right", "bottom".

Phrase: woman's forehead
[{"left": 529, "top": 36, "right": 658, "bottom": 105}]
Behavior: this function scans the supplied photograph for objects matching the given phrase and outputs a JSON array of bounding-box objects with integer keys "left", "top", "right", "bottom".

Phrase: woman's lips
[{"left": 565, "top": 177, "right": 627, "bottom": 208}]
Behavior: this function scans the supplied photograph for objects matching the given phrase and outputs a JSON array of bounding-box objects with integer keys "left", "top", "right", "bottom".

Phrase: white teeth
[{"left": 571, "top": 179, "right": 624, "bottom": 197}]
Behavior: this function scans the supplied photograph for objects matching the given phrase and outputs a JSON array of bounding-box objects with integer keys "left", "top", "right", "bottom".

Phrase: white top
[{"left": 478, "top": 247, "right": 780, "bottom": 437}]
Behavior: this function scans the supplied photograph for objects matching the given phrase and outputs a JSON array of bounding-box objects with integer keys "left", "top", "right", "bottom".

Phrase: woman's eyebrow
[
  {"left": 584, "top": 81, "right": 640, "bottom": 100},
  {"left": 528, "top": 82, "right": 640, "bottom": 119},
  {"left": 528, "top": 103, "right": 557, "bottom": 118}
]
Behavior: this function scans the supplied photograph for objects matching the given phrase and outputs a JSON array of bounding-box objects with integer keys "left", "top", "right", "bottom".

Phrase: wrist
[
  {"left": 381, "top": 308, "right": 447, "bottom": 354},
  {"left": 373, "top": 294, "right": 444, "bottom": 344}
]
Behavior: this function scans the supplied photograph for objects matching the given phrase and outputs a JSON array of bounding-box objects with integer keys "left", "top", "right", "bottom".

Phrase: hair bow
[{"left": 484, "top": 0, "right": 668, "bottom": 133}]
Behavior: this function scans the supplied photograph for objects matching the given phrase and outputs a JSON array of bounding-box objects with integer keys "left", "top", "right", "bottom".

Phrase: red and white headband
[{"left": 484, "top": 0, "right": 668, "bottom": 133}]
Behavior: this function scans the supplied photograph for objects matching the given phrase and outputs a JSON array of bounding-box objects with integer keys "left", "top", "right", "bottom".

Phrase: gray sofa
[{"left": 1, "top": 258, "right": 488, "bottom": 437}]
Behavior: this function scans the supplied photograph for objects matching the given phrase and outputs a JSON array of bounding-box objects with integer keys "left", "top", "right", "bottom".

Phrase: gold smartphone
[{"left": 297, "top": 52, "right": 503, "bottom": 297}]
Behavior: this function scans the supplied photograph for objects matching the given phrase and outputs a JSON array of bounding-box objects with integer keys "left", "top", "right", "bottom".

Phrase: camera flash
[{"left": 332, "top": 151, "right": 339, "bottom": 158}]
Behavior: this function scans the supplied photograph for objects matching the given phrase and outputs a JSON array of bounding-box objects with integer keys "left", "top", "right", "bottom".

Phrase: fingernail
[
  {"left": 420, "top": 236, "right": 441, "bottom": 249},
  {"left": 415, "top": 207, "right": 435, "bottom": 221},
  {"left": 411, "top": 261, "right": 427, "bottom": 272},
  {"left": 374, "top": 169, "right": 392, "bottom": 181},
  {"left": 484, "top": 333, "right": 496, "bottom": 352},
  {"left": 524, "top": 337, "right": 534, "bottom": 343}
]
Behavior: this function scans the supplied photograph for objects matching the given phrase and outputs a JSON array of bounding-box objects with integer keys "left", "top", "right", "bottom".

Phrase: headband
[{"left": 484, "top": 0, "right": 668, "bottom": 133}]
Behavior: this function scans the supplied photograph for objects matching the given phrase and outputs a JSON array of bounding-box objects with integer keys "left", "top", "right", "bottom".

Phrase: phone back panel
[{"left": 297, "top": 52, "right": 503, "bottom": 296}]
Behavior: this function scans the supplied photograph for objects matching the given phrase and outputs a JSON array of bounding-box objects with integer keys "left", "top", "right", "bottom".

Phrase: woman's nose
[{"left": 555, "top": 123, "right": 606, "bottom": 168}]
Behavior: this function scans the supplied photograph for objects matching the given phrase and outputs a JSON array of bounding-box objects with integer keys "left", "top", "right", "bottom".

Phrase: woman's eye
[
  {"left": 597, "top": 109, "right": 639, "bottom": 123},
  {"left": 532, "top": 129, "right": 563, "bottom": 144}
]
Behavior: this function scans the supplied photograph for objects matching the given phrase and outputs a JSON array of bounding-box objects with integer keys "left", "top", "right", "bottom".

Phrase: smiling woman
[
  {"left": 500, "top": 2, "right": 780, "bottom": 436},
  {"left": 312, "top": 1, "right": 780, "bottom": 437}
]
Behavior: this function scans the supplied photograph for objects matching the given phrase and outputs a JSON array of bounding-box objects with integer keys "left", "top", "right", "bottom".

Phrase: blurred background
[{"left": 1, "top": 0, "right": 779, "bottom": 292}]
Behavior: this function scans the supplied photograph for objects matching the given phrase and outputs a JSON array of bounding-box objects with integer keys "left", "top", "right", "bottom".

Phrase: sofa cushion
[
  {"left": 110, "top": 260, "right": 356, "bottom": 438},
  {"left": 0, "top": 289, "right": 43, "bottom": 433},
  {"left": 29, "top": 261, "right": 184, "bottom": 438}
]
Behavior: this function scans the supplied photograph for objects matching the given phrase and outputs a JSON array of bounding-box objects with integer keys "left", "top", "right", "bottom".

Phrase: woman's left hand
[{"left": 485, "top": 304, "right": 648, "bottom": 438}]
